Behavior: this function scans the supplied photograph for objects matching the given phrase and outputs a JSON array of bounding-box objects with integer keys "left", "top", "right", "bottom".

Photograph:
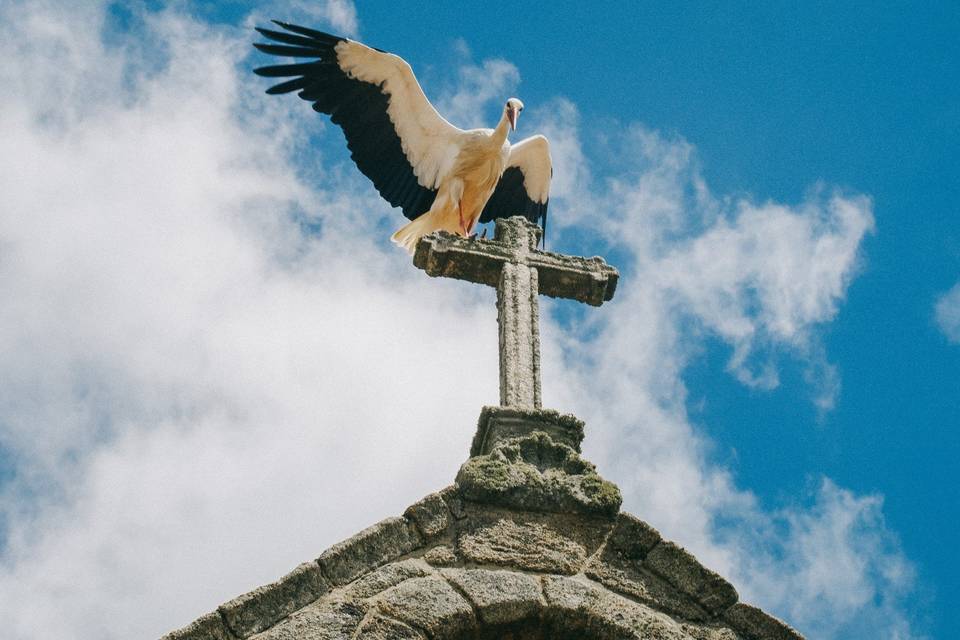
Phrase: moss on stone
[{"left": 456, "top": 432, "right": 621, "bottom": 517}]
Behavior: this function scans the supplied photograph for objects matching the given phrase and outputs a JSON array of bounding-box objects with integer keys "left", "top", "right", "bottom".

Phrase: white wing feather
[
  {"left": 506, "top": 135, "right": 552, "bottom": 203},
  {"left": 335, "top": 40, "right": 463, "bottom": 190}
]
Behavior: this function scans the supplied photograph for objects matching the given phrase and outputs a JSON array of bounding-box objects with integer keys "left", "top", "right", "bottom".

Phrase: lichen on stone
[{"left": 456, "top": 431, "right": 621, "bottom": 517}]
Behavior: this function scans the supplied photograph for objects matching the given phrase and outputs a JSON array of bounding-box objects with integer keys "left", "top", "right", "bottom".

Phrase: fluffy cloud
[
  {"left": 433, "top": 44, "right": 521, "bottom": 129},
  {"left": 285, "top": 0, "right": 359, "bottom": 37},
  {"left": 935, "top": 281, "right": 960, "bottom": 343},
  {"left": 733, "top": 480, "right": 917, "bottom": 639},
  {"left": 0, "top": 2, "right": 918, "bottom": 640},
  {"left": 0, "top": 4, "right": 496, "bottom": 637}
]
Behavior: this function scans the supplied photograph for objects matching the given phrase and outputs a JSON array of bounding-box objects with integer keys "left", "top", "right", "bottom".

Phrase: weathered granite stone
[
  {"left": 414, "top": 218, "right": 619, "bottom": 307},
  {"left": 541, "top": 575, "right": 604, "bottom": 614},
  {"left": 605, "top": 512, "right": 663, "bottom": 559},
  {"left": 586, "top": 513, "right": 708, "bottom": 621},
  {"left": 403, "top": 492, "right": 450, "bottom": 540},
  {"left": 722, "top": 603, "right": 803, "bottom": 640},
  {"left": 457, "top": 431, "right": 621, "bottom": 516},
  {"left": 252, "top": 600, "right": 365, "bottom": 640},
  {"left": 441, "top": 568, "right": 542, "bottom": 626},
  {"left": 542, "top": 575, "right": 691, "bottom": 640},
  {"left": 644, "top": 541, "right": 739, "bottom": 617},
  {"left": 342, "top": 558, "right": 432, "bottom": 600},
  {"left": 471, "top": 405, "right": 585, "bottom": 456},
  {"left": 161, "top": 611, "right": 234, "bottom": 640},
  {"left": 497, "top": 257, "right": 542, "bottom": 407},
  {"left": 353, "top": 615, "right": 425, "bottom": 640},
  {"left": 439, "top": 485, "right": 467, "bottom": 520},
  {"left": 317, "top": 517, "right": 421, "bottom": 586},
  {"left": 220, "top": 562, "right": 328, "bottom": 638},
  {"left": 680, "top": 624, "right": 743, "bottom": 640},
  {"left": 458, "top": 512, "right": 594, "bottom": 574},
  {"left": 423, "top": 545, "right": 459, "bottom": 567},
  {"left": 377, "top": 576, "right": 476, "bottom": 638},
  {"left": 587, "top": 555, "right": 711, "bottom": 622}
]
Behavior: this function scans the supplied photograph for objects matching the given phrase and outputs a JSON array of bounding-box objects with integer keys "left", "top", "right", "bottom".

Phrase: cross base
[{"left": 470, "top": 405, "right": 585, "bottom": 457}]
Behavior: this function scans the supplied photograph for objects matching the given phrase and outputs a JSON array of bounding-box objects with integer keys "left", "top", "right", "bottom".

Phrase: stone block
[
  {"left": 586, "top": 513, "right": 708, "bottom": 621},
  {"left": 457, "top": 431, "right": 621, "bottom": 516},
  {"left": 253, "top": 600, "right": 365, "bottom": 640},
  {"left": 722, "top": 602, "right": 805, "bottom": 640},
  {"left": 403, "top": 492, "right": 450, "bottom": 540},
  {"left": 606, "top": 512, "right": 662, "bottom": 559},
  {"left": 441, "top": 568, "right": 542, "bottom": 625},
  {"left": 678, "top": 624, "right": 744, "bottom": 640},
  {"left": 317, "top": 517, "right": 421, "bottom": 586},
  {"left": 458, "top": 512, "right": 591, "bottom": 574},
  {"left": 644, "top": 541, "right": 739, "bottom": 617},
  {"left": 354, "top": 615, "right": 426, "bottom": 640},
  {"left": 542, "top": 575, "right": 690, "bottom": 640},
  {"left": 343, "top": 558, "right": 432, "bottom": 600},
  {"left": 423, "top": 545, "right": 458, "bottom": 567},
  {"left": 377, "top": 576, "right": 476, "bottom": 638},
  {"left": 541, "top": 573, "right": 599, "bottom": 610},
  {"left": 586, "top": 557, "right": 710, "bottom": 622},
  {"left": 160, "top": 611, "right": 233, "bottom": 640},
  {"left": 439, "top": 485, "right": 467, "bottom": 520},
  {"left": 219, "top": 562, "right": 328, "bottom": 638},
  {"left": 471, "top": 406, "right": 585, "bottom": 456}
]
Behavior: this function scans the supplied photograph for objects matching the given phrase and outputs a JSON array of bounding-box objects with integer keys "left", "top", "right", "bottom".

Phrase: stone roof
[{"left": 161, "top": 407, "right": 804, "bottom": 640}]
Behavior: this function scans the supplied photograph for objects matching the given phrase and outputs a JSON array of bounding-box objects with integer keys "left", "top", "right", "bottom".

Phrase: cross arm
[
  {"left": 412, "top": 231, "right": 512, "bottom": 289},
  {"left": 413, "top": 231, "right": 619, "bottom": 307},
  {"left": 526, "top": 251, "right": 618, "bottom": 307}
]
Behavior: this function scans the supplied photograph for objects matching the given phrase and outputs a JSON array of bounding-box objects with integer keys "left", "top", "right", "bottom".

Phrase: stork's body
[
  {"left": 253, "top": 22, "right": 552, "bottom": 253},
  {"left": 392, "top": 116, "right": 513, "bottom": 251}
]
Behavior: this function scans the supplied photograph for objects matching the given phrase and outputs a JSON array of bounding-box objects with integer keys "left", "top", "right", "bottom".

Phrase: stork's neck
[{"left": 492, "top": 109, "right": 511, "bottom": 144}]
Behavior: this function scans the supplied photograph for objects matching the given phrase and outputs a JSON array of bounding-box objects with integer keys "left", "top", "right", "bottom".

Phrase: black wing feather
[
  {"left": 255, "top": 27, "right": 320, "bottom": 48},
  {"left": 265, "top": 77, "right": 312, "bottom": 95},
  {"left": 271, "top": 20, "right": 343, "bottom": 45},
  {"left": 479, "top": 167, "right": 549, "bottom": 245},
  {"left": 253, "top": 43, "right": 327, "bottom": 58},
  {"left": 253, "top": 22, "right": 436, "bottom": 220}
]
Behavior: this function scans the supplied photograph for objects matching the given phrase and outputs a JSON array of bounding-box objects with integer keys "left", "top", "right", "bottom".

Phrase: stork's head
[{"left": 505, "top": 98, "right": 524, "bottom": 131}]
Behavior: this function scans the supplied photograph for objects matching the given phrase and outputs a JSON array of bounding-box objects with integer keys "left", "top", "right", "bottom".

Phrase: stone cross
[{"left": 413, "top": 216, "right": 619, "bottom": 408}]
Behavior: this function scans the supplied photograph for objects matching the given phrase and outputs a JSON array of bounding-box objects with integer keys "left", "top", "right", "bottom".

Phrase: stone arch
[{"left": 355, "top": 567, "right": 717, "bottom": 640}]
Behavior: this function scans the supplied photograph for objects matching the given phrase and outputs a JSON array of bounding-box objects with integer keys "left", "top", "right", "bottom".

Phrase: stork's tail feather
[{"left": 391, "top": 212, "right": 438, "bottom": 254}]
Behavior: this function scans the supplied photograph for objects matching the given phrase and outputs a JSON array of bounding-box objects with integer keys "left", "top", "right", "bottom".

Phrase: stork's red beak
[{"left": 507, "top": 107, "right": 517, "bottom": 131}]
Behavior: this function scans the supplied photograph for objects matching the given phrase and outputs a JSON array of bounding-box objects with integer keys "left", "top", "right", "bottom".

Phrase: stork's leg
[{"left": 457, "top": 202, "right": 468, "bottom": 236}]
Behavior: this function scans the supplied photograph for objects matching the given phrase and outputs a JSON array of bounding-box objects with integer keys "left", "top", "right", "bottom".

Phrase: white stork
[{"left": 253, "top": 21, "right": 552, "bottom": 253}]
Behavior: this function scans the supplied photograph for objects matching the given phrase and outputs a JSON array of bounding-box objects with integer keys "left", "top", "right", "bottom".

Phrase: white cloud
[
  {"left": 935, "top": 281, "right": 960, "bottom": 343},
  {"left": 729, "top": 480, "right": 918, "bottom": 639},
  {"left": 434, "top": 54, "right": 520, "bottom": 130},
  {"left": 290, "top": 0, "right": 359, "bottom": 37},
  {"left": 0, "top": 4, "right": 494, "bottom": 637},
  {"left": 0, "top": 3, "right": 919, "bottom": 640}
]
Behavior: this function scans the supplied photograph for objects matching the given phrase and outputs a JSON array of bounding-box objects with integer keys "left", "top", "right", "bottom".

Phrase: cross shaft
[{"left": 413, "top": 217, "right": 618, "bottom": 408}]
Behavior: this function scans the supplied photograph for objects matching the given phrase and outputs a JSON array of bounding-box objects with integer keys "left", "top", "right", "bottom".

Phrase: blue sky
[{"left": 0, "top": 1, "right": 957, "bottom": 639}]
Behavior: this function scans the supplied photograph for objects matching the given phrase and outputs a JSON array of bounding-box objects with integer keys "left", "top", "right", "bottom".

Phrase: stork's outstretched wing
[
  {"left": 254, "top": 22, "right": 463, "bottom": 220},
  {"left": 479, "top": 135, "right": 552, "bottom": 242}
]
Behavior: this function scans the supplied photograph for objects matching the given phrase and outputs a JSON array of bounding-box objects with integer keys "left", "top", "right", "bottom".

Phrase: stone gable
[{"left": 161, "top": 408, "right": 803, "bottom": 640}]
